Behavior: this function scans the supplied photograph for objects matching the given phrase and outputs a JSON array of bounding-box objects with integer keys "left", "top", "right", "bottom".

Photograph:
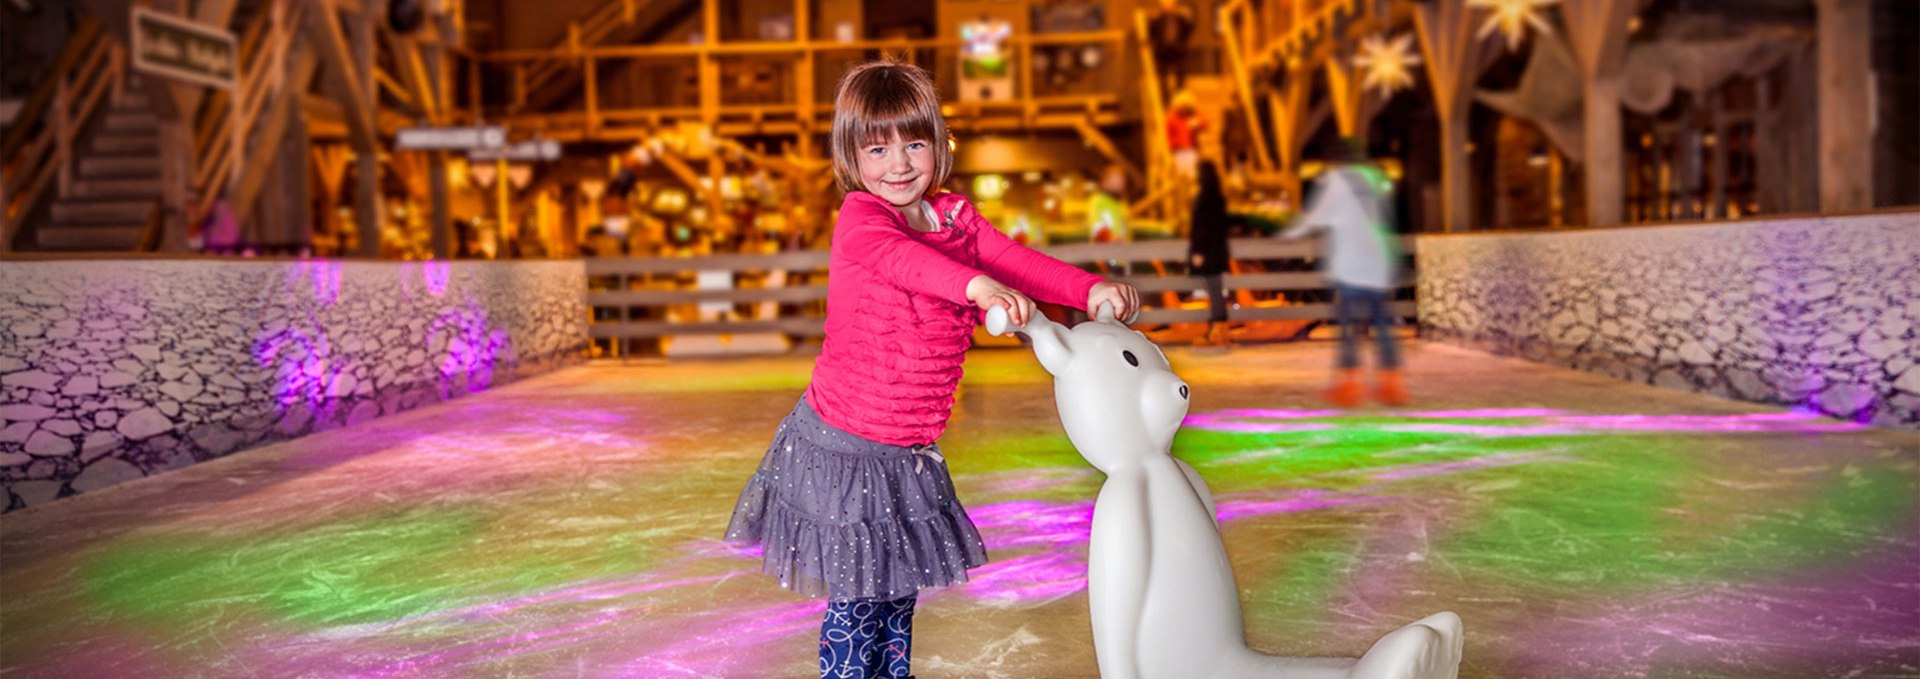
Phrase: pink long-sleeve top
[{"left": 805, "top": 191, "right": 1104, "bottom": 446}]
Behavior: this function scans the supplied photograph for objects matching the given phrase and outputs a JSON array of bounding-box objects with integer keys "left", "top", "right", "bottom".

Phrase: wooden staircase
[
  {"left": 513, "top": 0, "right": 700, "bottom": 114},
  {"left": 38, "top": 76, "right": 161, "bottom": 251}
]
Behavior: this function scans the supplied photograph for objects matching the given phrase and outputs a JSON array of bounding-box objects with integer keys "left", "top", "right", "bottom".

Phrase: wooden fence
[{"left": 584, "top": 237, "right": 1417, "bottom": 354}]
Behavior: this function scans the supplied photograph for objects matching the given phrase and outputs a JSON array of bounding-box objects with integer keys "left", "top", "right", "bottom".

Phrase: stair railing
[
  {"left": 1, "top": 17, "right": 122, "bottom": 253},
  {"left": 195, "top": 1, "right": 301, "bottom": 202},
  {"left": 1130, "top": 8, "right": 1176, "bottom": 224},
  {"left": 1217, "top": 0, "right": 1275, "bottom": 172},
  {"left": 509, "top": 0, "right": 659, "bottom": 114}
]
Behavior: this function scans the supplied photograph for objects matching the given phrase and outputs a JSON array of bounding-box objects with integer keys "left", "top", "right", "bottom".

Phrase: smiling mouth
[{"left": 882, "top": 178, "right": 918, "bottom": 190}]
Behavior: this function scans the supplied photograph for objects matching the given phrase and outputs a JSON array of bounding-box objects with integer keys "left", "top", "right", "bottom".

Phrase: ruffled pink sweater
[{"left": 805, "top": 191, "right": 1103, "bottom": 446}]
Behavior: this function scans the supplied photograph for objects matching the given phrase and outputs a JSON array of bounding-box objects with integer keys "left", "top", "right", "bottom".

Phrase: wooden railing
[
  {"left": 195, "top": 1, "right": 304, "bottom": 202},
  {"left": 0, "top": 17, "right": 122, "bottom": 252},
  {"left": 584, "top": 237, "right": 1418, "bottom": 352},
  {"left": 476, "top": 29, "right": 1131, "bottom": 140},
  {"left": 1249, "top": 0, "right": 1368, "bottom": 65},
  {"left": 1218, "top": 0, "right": 1276, "bottom": 173},
  {"left": 1132, "top": 9, "right": 1177, "bottom": 223}
]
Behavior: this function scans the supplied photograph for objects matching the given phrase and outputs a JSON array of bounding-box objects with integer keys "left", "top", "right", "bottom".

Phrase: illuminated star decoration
[
  {"left": 1467, "top": 0, "right": 1560, "bottom": 50},
  {"left": 1353, "top": 33, "right": 1422, "bottom": 97}
]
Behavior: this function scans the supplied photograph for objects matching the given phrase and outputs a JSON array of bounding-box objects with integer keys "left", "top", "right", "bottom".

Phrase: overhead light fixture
[
  {"left": 1353, "top": 33, "right": 1422, "bottom": 97},
  {"left": 1467, "top": 0, "right": 1560, "bottom": 51}
]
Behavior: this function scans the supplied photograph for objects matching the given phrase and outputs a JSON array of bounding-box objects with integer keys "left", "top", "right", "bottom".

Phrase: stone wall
[
  {"left": 1417, "top": 212, "right": 1920, "bottom": 430},
  {"left": 0, "top": 259, "right": 587, "bottom": 512}
]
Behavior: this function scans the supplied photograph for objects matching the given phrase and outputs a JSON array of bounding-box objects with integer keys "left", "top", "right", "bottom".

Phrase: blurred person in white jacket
[{"left": 1281, "top": 138, "right": 1407, "bottom": 406}]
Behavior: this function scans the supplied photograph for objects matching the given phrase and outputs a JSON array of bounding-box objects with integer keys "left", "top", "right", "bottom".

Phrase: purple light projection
[
  {"left": 1395, "top": 408, "right": 1571, "bottom": 418},
  {"left": 253, "top": 325, "right": 341, "bottom": 432},
  {"left": 1381, "top": 423, "right": 1584, "bottom": 437},
  {"left": 1181, "top": 411, "right": 1338, "bottom": 434},
  {"left": 1504, "top": 539, "right": 1920, "bottom": 677},
  {"left": 1546, "top": 411, "right": 1867, "bottom": 433},
  {"left": 967, "top": 500, "right": 1094, "bottom": 549},
  {"left": 1207, "top": 408, "right": 1346, "bottom": 419},
  {"left": 1214, "top": 489, "right": 1386, "bottom": 521},
  {"left": 613, "top": 600, "right": 824, "bottom": 676},
  {"left": 292, "top": 258, "right": 345, "bottom": 306},
  {"left": 422, "top": 260, "right": 452, "bottom": 297},
  {"left": 953, "top": 551, "right": 1089, "bottom": 604},
  {"left": 1182, "top": 408, "right": 1868, "bottom": 437},
  {"left": 427, "top": 302, "right": 511, "bottom": 398},
  {"left": 661, "top": 406, "right": 1873, "bottom": 667}
]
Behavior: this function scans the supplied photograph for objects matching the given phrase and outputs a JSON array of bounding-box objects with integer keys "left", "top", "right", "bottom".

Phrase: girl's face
[{"left": 856, "top": 131, "right": 936, "bottom": 209}]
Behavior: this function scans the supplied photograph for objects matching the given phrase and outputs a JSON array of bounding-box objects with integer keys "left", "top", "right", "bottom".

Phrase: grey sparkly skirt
[{"left": 724, "top": 396, "right": 988, "bottom": 602}]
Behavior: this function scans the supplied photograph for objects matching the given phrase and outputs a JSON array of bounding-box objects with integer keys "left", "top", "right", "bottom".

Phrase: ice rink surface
[{"left": 4, "top": 341, "right": 1915, "bottom": 678}]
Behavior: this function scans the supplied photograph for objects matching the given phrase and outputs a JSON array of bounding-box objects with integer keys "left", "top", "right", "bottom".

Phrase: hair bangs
[
  {"left": 829, "top": 61, "right": 953, "bottom": 195},
  {"left": 852, "top": 86, "right": 941, "bottom": 148}
]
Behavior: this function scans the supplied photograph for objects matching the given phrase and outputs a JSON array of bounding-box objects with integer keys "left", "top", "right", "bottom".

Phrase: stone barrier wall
[
  {"left": 1417, "top": 212, "right": 1919, "bottom": 431},
  {"left": 0, "top": 259, "right": 587, "bottom": 512}
]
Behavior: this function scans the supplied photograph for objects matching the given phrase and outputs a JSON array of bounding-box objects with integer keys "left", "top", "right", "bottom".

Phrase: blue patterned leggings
[{"left": 819, "top": 596, "right": 916, "bottom": 678}]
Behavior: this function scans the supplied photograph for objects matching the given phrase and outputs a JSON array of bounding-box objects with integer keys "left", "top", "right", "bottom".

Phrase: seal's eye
[{"left": 1123, "top": 350, "right": 1139, "bottom": 367}]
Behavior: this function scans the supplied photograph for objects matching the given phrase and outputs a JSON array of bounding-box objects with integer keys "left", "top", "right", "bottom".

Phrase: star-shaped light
[
  {"left": 1467, "top": 0, "right": 1560, "bottom": 50},
  {"left": 1353, "top": 33, "right": 1421, "bottom": 96}
]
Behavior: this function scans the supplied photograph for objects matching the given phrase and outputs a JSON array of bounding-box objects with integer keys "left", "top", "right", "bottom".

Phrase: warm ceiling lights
[
  {"left": 1353, "top": 33, "right": 1422, "bottom": 96},
  {"left": 1467, "top": 0, "right": 1560, "bottom": 50}
]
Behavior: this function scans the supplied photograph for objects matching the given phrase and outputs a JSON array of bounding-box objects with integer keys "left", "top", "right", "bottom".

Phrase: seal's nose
[{"left": 1179, "top": 384, "right": 1189, "bottom": 400}]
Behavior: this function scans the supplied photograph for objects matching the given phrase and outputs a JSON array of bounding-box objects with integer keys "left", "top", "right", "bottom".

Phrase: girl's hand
[
  {"left": 967, "top": 275, "right": 1036, "bottom": 328},
  {"left": 1088, "top": 280, "right": 1141, "bottom": 323}
]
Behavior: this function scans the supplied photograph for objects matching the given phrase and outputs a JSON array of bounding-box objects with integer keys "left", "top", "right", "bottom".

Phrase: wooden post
[
  {"left": 430, "top": 152, "right": 450, "bottom": 258},
  {"left": 1708, "top": 89, "right": 1728, "bottom": 219},
  {"left": 54, "top": 79, "right": 72, "bottom": 197},
  {"left": 1219, "top": 2, "right": 1274, "bottom": 171},
  {"left": 1413, "top": 1, "right": 1484, "bottom": 233},
  {"left": 795, "top": 0, "right": 814, "bottom": 158},
  {"left": 700, "top": 0, "right": 719, "bottom": 126},
  {"left": 156, "top": 115, "right": 195, "bottom": 252},
  {"left": 1267, "top": 68, "right": 1312, "bottom": 201},
  {"left": 352, "top": 6, "right": 380, "bottom": 257},
  {"left": 1815, "top": 0, "right": 1873, "bottom": 212},
  {"left": 1563, "top": 0, "right": 1635, "bottom": 227},
  {"left": 584, "top": 54, "right": 600, "bottom": 135},
  {"left": 423, "top": 44, "right": 452, "bottom": 259},
  {"left": 1134, "top": 9, "right": 1171, "bottom": 218},
  {"left": 1549, "top": 146, "right": 1565, "bottom": 227},
  {"left": 1324, "top": 53, "right": 1365, "bottom": 140},
  {"left": 496, "top": 156, "right": 511, "bottom": 246}
]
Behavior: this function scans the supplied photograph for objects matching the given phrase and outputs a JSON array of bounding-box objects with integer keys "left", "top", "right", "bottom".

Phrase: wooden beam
[
  {"left": 375, "top": 67, "right": 423, "bottom": 115},
  {"left": 1413, "top": 0, "right": 1487, "bottom": 233},
  {"left": 1219, "top": 1, "right": 1275, "bottom": 171},
  {"left": 1815, "top": 0, "right": 1874, "bottom": 211},
  {"left": 383, "top": 32, "right": 440, "bottom": 121},
  {"left": 234, "top": 43, "right": 323, "bottom": 227},
  {"left": 1562, "top": 0, "right": 1636, "bottom": 226},
  {"left": 1073, "top": 120, "right": 1147, "bottom": 189},
  {"left": 305, "top": 0, "right": 378, "bottom": 145},
  {"left": 653, "top": 150, "right": 724, "bottom": 213},
  {"left": 1324, "top": 51, "right": 1365, "bottom": 139},
  {"left": 350, "top": 4, "right": 380, "bottom": 257}
]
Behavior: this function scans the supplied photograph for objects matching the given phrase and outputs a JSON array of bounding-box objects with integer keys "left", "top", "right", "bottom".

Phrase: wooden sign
[
  {"left": 394, "top": 125, "right": 507, "bottom": 151},
  {"left": 467, "top": 139, "right": 562, "bottom": 163},
  {"left": 130, "top": 7, "right": 237, "bottom": 90}
]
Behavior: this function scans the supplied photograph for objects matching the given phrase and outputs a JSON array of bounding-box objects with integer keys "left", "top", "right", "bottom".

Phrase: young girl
[{"left": 724, "top": 61, "right": 1140, "bottom": 678}]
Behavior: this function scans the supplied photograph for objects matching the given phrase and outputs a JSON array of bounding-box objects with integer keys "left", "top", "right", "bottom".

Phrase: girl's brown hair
[{"left": 829, "top": 61, "right": 953, "bottom": 196}]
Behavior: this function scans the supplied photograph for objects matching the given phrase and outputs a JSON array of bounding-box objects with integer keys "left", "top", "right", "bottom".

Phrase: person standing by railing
[
  {"left": 1188, "top": 160, "right": 1233, "bottom": 347},
  {"left": 1279, "top": 138, "right": 1407, "bottom": 407},
  {"left": 723, "top": 60, "right": 1140, "bottom": 679}
]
